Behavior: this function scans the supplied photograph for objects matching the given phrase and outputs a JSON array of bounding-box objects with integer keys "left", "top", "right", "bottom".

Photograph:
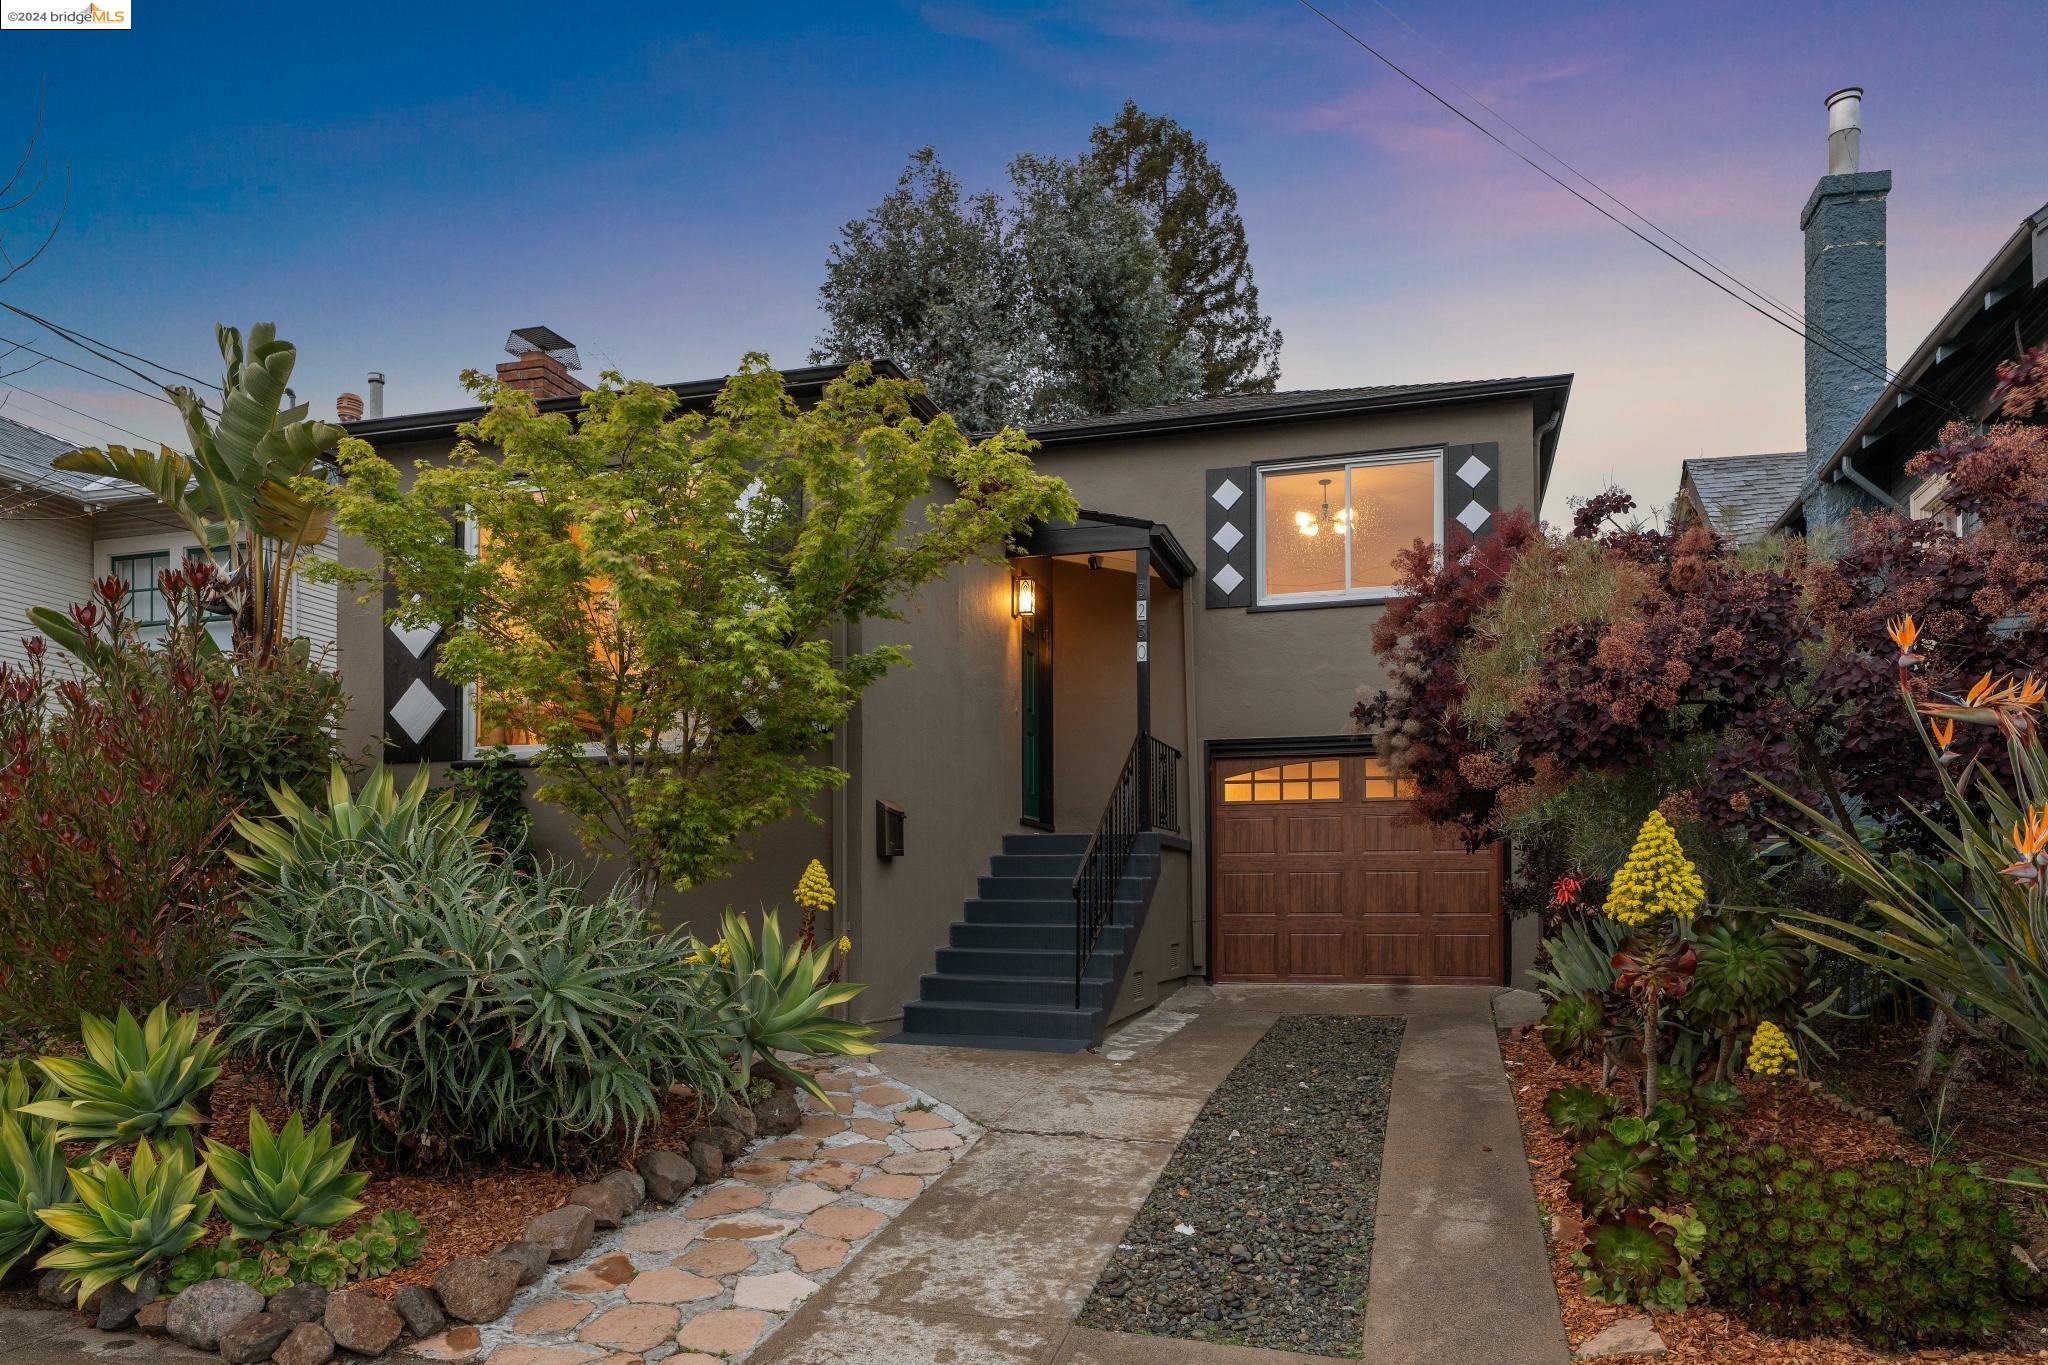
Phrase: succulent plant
[
  {"left": 1540, "top": 993, "right": 1606, "bottom": 1064},
  {"left": 203, "top": 1110, "right": 368, "bottom": 1240},
  {"left": 34, "top": 1136, "right": 212, "bottom": 1305},
  {"left": 23, "top": 1002, "right": 222, "bottom": 1150},
  {"left": 0, "top": 1062, "right": 73, "bottom": 1281},
  {"left": 1542, "top": 1084, "right": 1615, "bottom": 1142},
  {"left": 1568, "top": 1135, "right": 1663, "bottom": 1218}
]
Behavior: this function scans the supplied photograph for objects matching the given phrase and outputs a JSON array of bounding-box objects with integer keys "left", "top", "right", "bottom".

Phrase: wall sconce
[{"left": 1012, "top": 572, "right": 1038, "bottom": 618}]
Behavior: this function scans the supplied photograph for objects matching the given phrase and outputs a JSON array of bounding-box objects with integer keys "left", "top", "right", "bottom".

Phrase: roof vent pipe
[
  {"left": 1825, "top": 87, "right": 1863, "bottom": 175},
  {"left": 366, "top": 372, "right": 385, "bottom": 419}
]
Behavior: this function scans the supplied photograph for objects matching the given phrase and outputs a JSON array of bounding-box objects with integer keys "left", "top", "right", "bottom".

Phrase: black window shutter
[
  {"left": 1442, "top": 442, "right": 1501, "bottom": 541},
  {"left": 381, "top": 523, "right": 464, "bottom": 763},
  {"left": 1205, "top": 465, "right": 1253, "bottom": 608}
]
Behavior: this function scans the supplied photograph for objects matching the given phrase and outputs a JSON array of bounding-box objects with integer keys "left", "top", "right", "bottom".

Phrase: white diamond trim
[
  {"left": 1457, "top": 454, "right": 1489, "bottom": 488},
  {"left": 1456, "top": 500, "right": 1492, "bottom": 533},
  {"left": 1212, "top": 563, "right": 1244, "bottom": 596},
  {"left": 390, "top": 620, "right": 441, "bottom": 660},
  {"left": 1212, "top": 521, "right": 1243, "bottom": 554},
  {"left": 389, "top": 677, "right": 447, "bottom": 746},
  {"left": 1212, "top": 478, "right": 1242, "bottom": 510}
]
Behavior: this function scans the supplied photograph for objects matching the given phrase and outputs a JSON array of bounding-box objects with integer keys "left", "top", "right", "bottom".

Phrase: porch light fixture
[
  {"left": 1294, "top": 477, "right": 1351, "bottom": 539},
  {"left": 1012, "top": 572, "right": 1038, "bottom": 617}
]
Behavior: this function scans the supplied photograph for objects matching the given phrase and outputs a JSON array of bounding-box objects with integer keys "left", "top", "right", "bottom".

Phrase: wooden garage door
[{"left": 1210, "top": 754, "right": 1503, "bottom": 984}]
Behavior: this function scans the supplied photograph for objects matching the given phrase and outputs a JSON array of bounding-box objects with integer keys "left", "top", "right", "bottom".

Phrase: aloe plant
[
  {"left": 203, "top": 1110, "right": 368, "bottom": 1241},
  {"left": 35, "top": 1136, "right": 213, "bottom": 1305},
  {"left": 698, "top": 908, "right": 877, "bottom": 1101},
  {"left": 0, "top": 1062, "right": 73, "bottom": 1281},
  {"left": 230, "top": 762, "right": 482, "bottom": 884},
  {"left": 24, "top": 1003, "right": 223, "bottom": 1149}
]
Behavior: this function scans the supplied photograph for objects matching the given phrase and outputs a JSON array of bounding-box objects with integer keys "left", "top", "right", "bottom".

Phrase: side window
[{"left": 111, "top": 552, "right": 169, "bottom": 626}]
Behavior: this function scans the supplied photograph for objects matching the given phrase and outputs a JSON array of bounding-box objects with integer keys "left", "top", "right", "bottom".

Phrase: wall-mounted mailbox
[{"left": 876, "top": 800, "right": 906, "bottom": 859}]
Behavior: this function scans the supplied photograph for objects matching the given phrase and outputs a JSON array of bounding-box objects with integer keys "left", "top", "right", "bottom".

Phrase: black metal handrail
[{"left": 1072, "top": 734, "right": 1183, "bottom": 1006}]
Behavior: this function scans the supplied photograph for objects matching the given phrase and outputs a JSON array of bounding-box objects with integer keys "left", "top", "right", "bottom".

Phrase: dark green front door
[{"left": 1021, "top": 619, "right": 1052, "bottom": 824}]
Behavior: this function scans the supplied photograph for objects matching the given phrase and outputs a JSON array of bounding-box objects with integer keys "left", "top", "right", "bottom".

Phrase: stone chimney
[
  {"left": 496, "top": 326, "right": 587, "bottom": 400},
  {"left": 1801, "top": 87, "right": 1889, "bottom": 524},
  {"left": 336, "top": 392, "right": 364, "bottom": 423}
]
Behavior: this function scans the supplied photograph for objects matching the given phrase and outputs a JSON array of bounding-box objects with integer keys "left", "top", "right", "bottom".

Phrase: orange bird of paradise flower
[
  {"left": 1886, "top": 615, "right": 1920, "bottom": 653},
  {"left": 2006, "top": 803, "right": 2048, "bottom": 884}
]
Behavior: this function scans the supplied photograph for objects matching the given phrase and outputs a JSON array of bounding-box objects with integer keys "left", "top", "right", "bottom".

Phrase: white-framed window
[
  {"left": 1908, "top": 473, "right": 1966, "bottom": 536},
  {"left": 1253, "top": 450, "right": 1441, "bottom": 605}
]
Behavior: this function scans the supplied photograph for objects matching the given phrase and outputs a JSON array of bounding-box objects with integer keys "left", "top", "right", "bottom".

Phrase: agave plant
[
  {"left": 698, "top": 908, "right": 878, "bottom": 1102},
  {"left": 33, "top": 324, "right": 342, "bottom": 666},
  {"left": 1530, "top": 915, "right": 1628, "bottom": 1000},
  {"left": 203, "top": 1110, "right": 368, "bottom": 1241},
  {"left": 230, "top": 762, "right": 482, "bottom": 884},
  {"left": 24, "top": 1003, "right": 223, "bottom": 1150},
  {"left": 0, "top": 1062, "right": 73, "bottom": 1281},
  {"left": 35, "top": 1136, "right": 213, "bottom": 1305}
]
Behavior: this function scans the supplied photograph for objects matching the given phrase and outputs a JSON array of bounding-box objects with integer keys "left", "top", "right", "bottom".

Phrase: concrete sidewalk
[{"left": 751, "top": 983, "right": 1568, "bottom": 1364}]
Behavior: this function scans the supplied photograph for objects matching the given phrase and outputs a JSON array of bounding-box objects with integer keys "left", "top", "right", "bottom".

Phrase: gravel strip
[{"left": 1078, "top": 1013, "right": 1403, "bottom": 1356}]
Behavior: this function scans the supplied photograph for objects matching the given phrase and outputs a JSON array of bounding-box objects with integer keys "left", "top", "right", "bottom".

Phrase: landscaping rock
[
  {"left": 525, "top": 1204, "right": 598, "bottom": 1261},
  {"left": 599, "top": 1166, "right": 646, "bottom": 1216},
  {"left": 272, "top": 1321, "right": 336, "bottom": 1365},
  {"left": 95, "top": 1270, "right": 158, "bottom": 1331},
  {"left": 265, "top": 1282, "right": 328, "bottom": 1326},
  {"left": 712, "top": 1098, "right": 758, "bottom": 1140},
  {"left": 166, "top": 1279, "right": 266, "bottom": 1352},
  {"left": 487, "top": 1239, "right": 549, "bottom": 1286},
  {"left": 752, "top": 1088, "right": 801, "bottom": 1135},
  {"left": 433, "top": 1255, "right": 522, "bottom": 1324},
  {"left": 1575, "top": 1317, "right": 1667, "bottom": 1358},
  {"left": 566, "top": 1180, "right": 628, "bottom": 1228},
  {"left": 703, "top": 1122, "right": 747, "bottom": 1159},
  {"left": 636, "top": 1149, "right": 696, "bottom": 1203},
  {"left": 688, "top": 1137, "right": 725, "bottom": 1181},
  {"left": 134, "top": 1301, "right": 168, "bottom": 1335},
  {"left": 392, "top": 1283, "right": 447, "bottom": 1339},
  {"left": 35, "top": 1268, "right": 70, "bottom": 1308},
  {"left": 218, "top": 1311, "right": 294, "bottom": 1364},
  {"left": 323, "top": 1288, "right": 403, "bottom": 1356}
]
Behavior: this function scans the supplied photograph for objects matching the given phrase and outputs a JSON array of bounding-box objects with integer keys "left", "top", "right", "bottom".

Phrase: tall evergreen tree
[{"left": 1088, "top": 101, "right": 1282, "bottom": 396}]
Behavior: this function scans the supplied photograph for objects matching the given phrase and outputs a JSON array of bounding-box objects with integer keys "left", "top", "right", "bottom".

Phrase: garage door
[{"left": 1210, "top": 753, "right": 1503, "bottom": 984}]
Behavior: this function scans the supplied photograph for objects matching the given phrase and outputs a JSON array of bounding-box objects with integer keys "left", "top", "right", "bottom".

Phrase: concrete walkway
[{"left": 751, "top": 983, "right": 1567, "bottom": 1364}]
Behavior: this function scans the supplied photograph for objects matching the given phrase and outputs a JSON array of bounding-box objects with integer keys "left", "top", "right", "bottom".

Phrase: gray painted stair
[{"left": 891, "top": 831, "right": 1166, "bottom": 1054}]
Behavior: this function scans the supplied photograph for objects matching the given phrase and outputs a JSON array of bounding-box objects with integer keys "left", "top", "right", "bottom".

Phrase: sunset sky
[{"left": 4, "top": 0, "right": 2044, "bottom": 513}]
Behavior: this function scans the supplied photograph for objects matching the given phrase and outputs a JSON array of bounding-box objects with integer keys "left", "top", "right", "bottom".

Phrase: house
[
  {"left": 335, "top": 331, "right": 1571, "bottom": 1050},
  {"left": 1676, "top": 88, "right": 2048, "bottom": 540},
  {"left": 0, "top": 412, "right": 340, "bottom": 667}
]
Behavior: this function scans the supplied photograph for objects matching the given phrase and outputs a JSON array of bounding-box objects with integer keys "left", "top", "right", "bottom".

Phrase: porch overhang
[{"left": 1013, "top": 510, "right": 1196, "bottom": 589}]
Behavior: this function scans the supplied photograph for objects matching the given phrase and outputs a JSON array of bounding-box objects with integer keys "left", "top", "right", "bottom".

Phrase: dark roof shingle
[
  {"left": 1023, "top": 376, "right": 1567, "bottom": 440},
  {"left": 0, "top": 413, "right": 102, "bottom": 502},
  {"left": 1680, "top": 451, "right": 1806, "bottom": 542}
]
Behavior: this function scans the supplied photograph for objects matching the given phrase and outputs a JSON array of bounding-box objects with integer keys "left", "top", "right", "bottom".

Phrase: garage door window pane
[
  {"left": 1363, "top": 757, "right": 1417, "bottom": 800},
  {"left": 1223, "top": 761, "right": 1341, "bottom": 804}
]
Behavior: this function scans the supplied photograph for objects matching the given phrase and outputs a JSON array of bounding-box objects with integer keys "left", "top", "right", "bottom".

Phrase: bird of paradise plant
[{"left": 1774, "top": 615, "right": 2048, "bottom": 1072}]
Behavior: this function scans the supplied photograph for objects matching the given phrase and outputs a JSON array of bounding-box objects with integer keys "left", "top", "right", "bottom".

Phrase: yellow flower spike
[
  {"left": 793, "top": 859, "right": 836, "bottom": 915},
  {"left": 1746, "top": 1020, "right": 1798, "bottom": 1078},
  {"left": 837, "top": 934, "right": 852, "bottom": 956},
  {"left": 1601, "top": 810, "right": 1706, "bottom": 926}
]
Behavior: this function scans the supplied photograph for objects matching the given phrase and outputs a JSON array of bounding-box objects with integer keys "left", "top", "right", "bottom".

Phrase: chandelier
[{"left": 1294, "top": 477, "right": 1351, "bottom": 538}]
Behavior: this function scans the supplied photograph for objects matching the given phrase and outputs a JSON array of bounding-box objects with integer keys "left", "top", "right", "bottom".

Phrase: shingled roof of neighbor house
[
  {"left": 1680, "top": 451, "right": 1807, "bottom": 542},
  {"left": 0, "top": 412, "right": 108, "bottom": 504},
  {"left": 1022, "top": 376, "right": 1572, "bottom": 442}
]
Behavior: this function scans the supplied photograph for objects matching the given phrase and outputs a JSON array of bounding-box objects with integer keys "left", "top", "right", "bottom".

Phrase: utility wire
[
  {"left": 0, "top": 300, "right": 222, "bottom": 393},
  {"left": 0, "top": 330, "right": 185, "bottom": 409},
  {"left": 1296, "top": 0, "right": 1966, "bottom": 422},
  {"left": 0, "top": 376, "right": 176, "bottom": 447}
]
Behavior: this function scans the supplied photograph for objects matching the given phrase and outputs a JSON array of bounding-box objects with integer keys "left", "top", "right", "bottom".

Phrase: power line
[
  {"left": 1296, "top": 0, "right": 1966, "bottom": 422},
  {"left": 0, "top": 377, "right": 177, "bottom": 448},
  {"left": 0, "top": 300, "right": 222, "bottom": 393},
  {"left": 0, "top": 330, "right": 184, "bottom": 409}
]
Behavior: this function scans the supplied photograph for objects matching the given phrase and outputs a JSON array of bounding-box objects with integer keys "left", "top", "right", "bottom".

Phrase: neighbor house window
[
  {"left": 1221, "top": 760, "right": 1341, "bottom": 804},
  {"left": 110, "top": 552, "right": 169, "bottom": 626},
  {"left": 1256, "top": 452, "right": 1439, "bottom": 604}
]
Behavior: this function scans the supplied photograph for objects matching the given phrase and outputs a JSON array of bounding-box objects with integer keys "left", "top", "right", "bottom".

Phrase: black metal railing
[{"left": 1072, "top": 735, "right": 1183, "bottom": 1006}]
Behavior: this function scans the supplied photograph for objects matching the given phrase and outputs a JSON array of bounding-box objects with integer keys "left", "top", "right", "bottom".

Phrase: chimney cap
[
  {"left": 336, "top": 392, "right": 364, "bottom": 422},
  {"left": 504, "top": 326, "right": 580, "bottom": 371}
]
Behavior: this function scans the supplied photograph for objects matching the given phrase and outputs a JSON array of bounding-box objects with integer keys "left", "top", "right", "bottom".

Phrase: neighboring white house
[{"left": 0, "top": 412, "right": 338, "bottom": 667}]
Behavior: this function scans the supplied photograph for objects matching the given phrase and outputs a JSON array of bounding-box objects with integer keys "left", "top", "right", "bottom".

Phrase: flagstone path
[{"left": 406, "top": 1062, "right": 979, "bottom": 1365}]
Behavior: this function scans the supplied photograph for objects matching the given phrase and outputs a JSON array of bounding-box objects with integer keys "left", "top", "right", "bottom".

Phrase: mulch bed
[
  {"left": 1814, "top": 1018, "right": 2048, "bottom": 1172},
  {"left": 1076, "top": 1014, "right": 1403, "bottom": 1357},
  {"left": 1502, "top": 1029, "right": 2048, "bottom": 1363}
]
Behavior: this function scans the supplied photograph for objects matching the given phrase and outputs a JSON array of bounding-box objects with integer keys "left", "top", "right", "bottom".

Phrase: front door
[{"left": 1020, "top": 616, "right": 1053, "bottom": 825}]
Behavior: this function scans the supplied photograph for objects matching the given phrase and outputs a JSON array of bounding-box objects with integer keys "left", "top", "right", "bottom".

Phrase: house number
[
  {"left": 1136, "top": 601, "right": 1147, "bottom": 621},
  {"left": 1137, "top": 642, "right": 1148, "bottom": 662}
]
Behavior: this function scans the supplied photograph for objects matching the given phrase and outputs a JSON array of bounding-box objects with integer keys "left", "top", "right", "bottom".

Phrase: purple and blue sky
[{"left": 2, "top": 1, "right": 2043, "bottom": 512}]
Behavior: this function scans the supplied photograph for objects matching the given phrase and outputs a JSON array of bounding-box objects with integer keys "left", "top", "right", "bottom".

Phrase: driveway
[{"left": 751, "top": 982, "right": 1568, "bottom": 1364}]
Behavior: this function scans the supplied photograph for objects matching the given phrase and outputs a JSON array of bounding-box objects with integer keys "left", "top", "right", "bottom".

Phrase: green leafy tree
[
  {"left": 317, "top": 358, "right": 1075, "bottom": 899},
  {"left": 1088, "top": 100, "right": 1282, "bottom": 396},
  {"left": 39, "top": 324, "right": 341, "bottom": 667},
  {"left": 814, "top": 145, "right": 1205, "bottom": 427}
]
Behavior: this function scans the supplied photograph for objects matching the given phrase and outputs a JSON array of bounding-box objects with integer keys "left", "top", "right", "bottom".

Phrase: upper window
[
  {"left": 1257, "top": 453, "right": 1439, "bottom": 604},
  {"left": 111, "top": 552, "right": 169, "bottom": 626}
]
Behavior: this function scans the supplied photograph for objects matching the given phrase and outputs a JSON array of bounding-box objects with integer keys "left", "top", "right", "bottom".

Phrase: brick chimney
[
  {"left": 496, "top": 326, "right": 587, "bottom": 400},
  {"left": 336, "top": 392, "right": 364, "bottom": 422},
  {"left": 1801, "top": 88, "right": 1889, "bottom": 526}
]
